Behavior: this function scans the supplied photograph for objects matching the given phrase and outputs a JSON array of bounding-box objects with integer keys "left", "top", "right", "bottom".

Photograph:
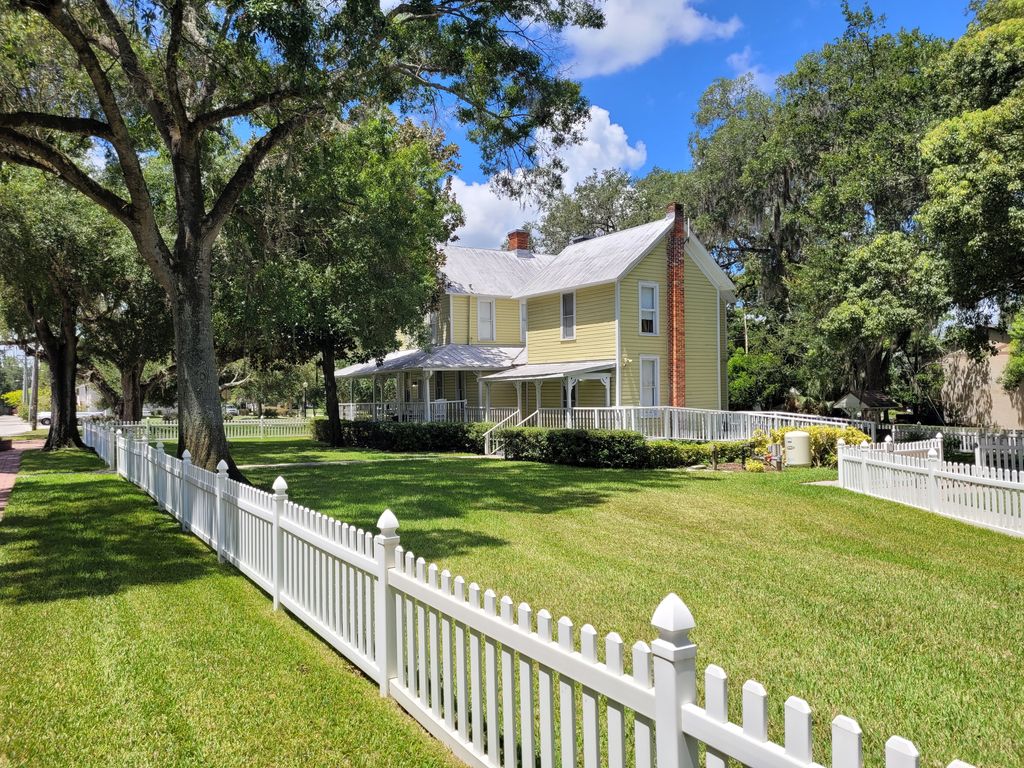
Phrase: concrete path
[
  {"left": 0, "top": 440, "right": 45, "bottom": 520},
  {"left": 0, "top": 415, "right": 31, "bottom": 438}
]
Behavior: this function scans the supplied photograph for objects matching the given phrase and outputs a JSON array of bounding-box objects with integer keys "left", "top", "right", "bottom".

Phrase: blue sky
[{"left": 448, "top": 0, "right": 972, "bottom": 248}]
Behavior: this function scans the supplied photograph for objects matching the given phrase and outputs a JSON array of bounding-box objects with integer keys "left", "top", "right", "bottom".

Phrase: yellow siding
[
  {"left": 526, "top": 283, "right": 616, "bottom": 363},
  {"left": 684, "top": 251, "right": 722, "bottom": 409},
  {"left": 720, "top": 302, "right": 729, "bottom": 409},
  {"left": 455, "top": 294, "right": 522, "bottom": 346},
  {"left": 619, "top": 236, "right": 669, "bottom": 406}
]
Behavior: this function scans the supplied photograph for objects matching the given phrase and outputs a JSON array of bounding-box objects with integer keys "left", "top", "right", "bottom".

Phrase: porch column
[
  {"left": 515, "top": 382, "right": 523, "bottom": 420},
  {"left": 564, "top": 377, "right": 574, "bottom": 428},
  {"left": 534, "top": 381, "right": 543, "bottom": 420},
  {"left": 424, "top": 370, "right": 433, "bottom": 422},
  {"left": 372, "top": 375, "right": 378, "bottom": 419},
  {"left": 485, "top": 381, "right": 492, "bottom": 421},
  {"left": 602, "top": 375, "right": 611, "bottom": 407},
  {"left": 397, "top": 372, "right": 405, "bottom": 421},
  {"left": 477, "top": 374, "right": 484, "bottom": 419}
]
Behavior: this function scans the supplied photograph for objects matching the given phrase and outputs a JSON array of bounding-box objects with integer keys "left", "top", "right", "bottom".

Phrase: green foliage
[
  {"left": 920, "top": 1, "right": 1024, "bottom": 309},
  {"left": 744, "top": 458, "right": 766, "bottom": 473},
  {"left": 499, "top": 427, "right": 754, "bottom": 469},
  {"left": 751, "top": 425, "right": 872, "bottom": 468},
  {"left": 727, "top": 350, "right": 791, "bottom": 410},
  {"left": 1000, "top": 312, "right": 1024, "bottom": 391},
  {"left": 311, "top": 419, "right": 493, "bottom": 454}
]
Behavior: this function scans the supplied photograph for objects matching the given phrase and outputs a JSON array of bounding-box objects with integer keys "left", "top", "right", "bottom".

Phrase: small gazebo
[{"left": 832, "top": 390, "right": 902, "bottom": 423}]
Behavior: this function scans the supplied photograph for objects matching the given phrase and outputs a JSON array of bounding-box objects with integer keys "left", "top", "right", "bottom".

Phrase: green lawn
[
  {"left": 0, "top": 449, "right": 458, "bottom": 768},
  {"left": 244, "top": 455, "right": 1024, "bottom": 768},
  {"left": 227, "top": 437, "right": 449, "bottom": 467}
]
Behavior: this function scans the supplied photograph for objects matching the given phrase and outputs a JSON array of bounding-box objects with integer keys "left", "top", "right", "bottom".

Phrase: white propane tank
[{"left": 784, "top": 430, "right": 812, "bottom": 467}]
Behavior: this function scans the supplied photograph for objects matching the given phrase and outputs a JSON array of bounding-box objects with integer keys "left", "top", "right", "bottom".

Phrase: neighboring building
[
  {"left": 832, "top": 391, "right": 902, "bottom": 425},
  {"left": 942, "top": 328, "right": 1024, "bottom": 429},
  {"left": 336, "top": 204, "right": 735, "bottom": 421}
]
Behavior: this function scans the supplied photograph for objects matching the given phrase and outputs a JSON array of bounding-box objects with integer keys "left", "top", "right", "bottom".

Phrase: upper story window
[
  {"left": 561, "top": 292, "right": 575, "bottom": 340},
  {"left": 520, "top": 300, "right": 528, "bottom": 343},
  {"left": 429, "top": 310, "right": 439, "bottom": 344},
  {"left": 639, "top": 282, "right": 659, "bottom": 335},
  {"left": 477, "top": 297, "right": 495, "bottom": 341}
]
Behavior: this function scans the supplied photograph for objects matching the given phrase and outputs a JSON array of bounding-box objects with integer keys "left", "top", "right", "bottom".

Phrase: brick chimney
[
  {"left": 665, "top": 202, "right": 686, "bottom": 406},
  {"left": 507, "top": 229, "right": 531, "bottom": 254}
]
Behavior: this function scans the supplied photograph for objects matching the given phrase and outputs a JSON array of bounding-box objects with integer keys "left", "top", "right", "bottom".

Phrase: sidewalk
[{"left": 0, "top": 439, "right": 45, "bottom": 519}]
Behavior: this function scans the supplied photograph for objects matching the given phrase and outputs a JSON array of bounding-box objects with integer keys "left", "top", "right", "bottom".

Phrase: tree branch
[
  {"left": 192, "top": 89, "right": 298, "bottom": 132},
  {"left": 0, "top": 111, "right": 114, "bottom": 140},
  {"left": 164, "top": 0, "right": 188, "bottom": 126},
  {"left": 0, "top": 130, "right": 135, "bottom": 226},
  {"left": 201, "top": 115, "right": 307, "bottom": 250}
]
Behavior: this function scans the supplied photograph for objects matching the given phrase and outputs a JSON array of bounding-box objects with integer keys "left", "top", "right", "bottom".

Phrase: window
[
  {"left": 560, "top": 292, "right": 575, "bottom": 340},
  {"left": 434, "top": 371, "right": 444, "bottom": 400},
  {"left": 639, "top": 282, "right": 659, "bottom": 335},
  {"left": 640, "top": 357, "right": 659, "bottom": 406},
  {"left": 477, "top": 298, "right": 495, "bottom": 341},
  {"left": 429, "top": 311, "right": 439, "bottom": 344},
  {"left": 520, "top": 300, "right": 528, "bottom": 343}
]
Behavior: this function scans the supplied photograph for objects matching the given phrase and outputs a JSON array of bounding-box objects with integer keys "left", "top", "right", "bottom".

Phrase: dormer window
[
  {"left": 478, "top": 297, "right": 495, "bottom": 342},
  {"left": 639, "top": 282, "right": 659, "bottom": 335}
]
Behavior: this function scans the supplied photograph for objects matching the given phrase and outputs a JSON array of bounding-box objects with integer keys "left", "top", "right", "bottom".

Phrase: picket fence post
[
  {"left": 837, "top": 439, "right": 846, "bottom": 486},
  {"left": 180, "top": 450, "right": 191, "bottom": 530},
  {"left": 651, "top": 593, "right": 698, "bottom": 768},
  {"left": 927, "top": 447, "right": 939, "bottom": 512},
  {"left": 216, "top": 460, "right": 228, "bottom": 563},
  {"left": 260, "top": 415, "right": 266, "bottom": 440},
  {"left": 374, "top": 509, "right": 401, "bottom": 696},
  {"left": 859, "top": 441, "right": 871, "bottom": 495},
  {"left": 935, "top": 431, "right": 944, "bottom": 463},
  {"left": 272, "top": 476, "right": 287, "bottom": 611}
]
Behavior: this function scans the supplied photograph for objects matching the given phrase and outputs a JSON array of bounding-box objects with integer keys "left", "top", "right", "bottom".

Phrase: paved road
[{"left": 0, "top": 415, "right": 32, "bottom": 438}]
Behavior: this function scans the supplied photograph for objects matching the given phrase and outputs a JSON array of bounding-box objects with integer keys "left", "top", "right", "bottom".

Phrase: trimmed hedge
[
  {"left": 498, "top": 427, "right": 754, "bottom": 469},
  {"left": 312, "top": 418, "right": 493, "bottom": 453}
]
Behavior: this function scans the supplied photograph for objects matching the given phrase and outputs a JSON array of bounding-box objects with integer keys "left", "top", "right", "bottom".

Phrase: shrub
[
  {"left": 751, "top": 425, "right": 871, "bottom": 468},
  {"left": 312, "top": 418, "right": 494, "bottom": 453},
  {"left": 745, "top": 458, "right": 766, "bottom": 473},
  {"left": 262, "top": 407, "right": 281, "bottom": 418}
]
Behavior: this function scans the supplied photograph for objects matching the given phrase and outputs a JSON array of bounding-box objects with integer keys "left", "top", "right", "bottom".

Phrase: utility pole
[{"left": 30, "top": 346, "right": 39, "bottom": 431}]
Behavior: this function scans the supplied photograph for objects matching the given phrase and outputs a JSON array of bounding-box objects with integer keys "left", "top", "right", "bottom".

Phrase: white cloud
[
  {"left": 565, "top": 0, "right": 741, "bottom": 78},
  {"left": 450, "top": 106, "right": 647, "bottom": 248},
  {"left": 726, "top": 46, "right": 777, "bottom": 92}
]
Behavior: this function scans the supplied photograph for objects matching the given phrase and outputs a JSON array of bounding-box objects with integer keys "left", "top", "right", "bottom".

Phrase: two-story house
[{"left": 336, "top": 203, "right": 735, "bottom": 423}]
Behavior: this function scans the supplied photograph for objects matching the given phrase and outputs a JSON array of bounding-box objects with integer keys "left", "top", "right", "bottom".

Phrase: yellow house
[{"left": 335, "top": 204, "right": 734, "bottom": 423}]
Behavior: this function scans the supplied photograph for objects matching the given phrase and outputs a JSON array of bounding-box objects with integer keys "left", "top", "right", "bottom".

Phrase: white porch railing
[
  {"left": 82, "top": 421, "right": 978, "bottom": 768},
  {"left": 482, "top": 411, "right": 520, "bottom": 456},
  {"left": 838, "top": 438, "right": 1024, "bottom": 538}
]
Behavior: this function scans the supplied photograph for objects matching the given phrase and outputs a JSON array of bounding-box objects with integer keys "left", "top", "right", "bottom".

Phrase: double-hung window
[
  {"left": 560, "top": 292, "right": 575, "bottom": 340},
  {"left": 477, "top": 298, "right": 495, "bottom": 342},
  {"left": 640, "top": 357, "right": 659, "bottom": 406},
  {"left": 639, "top": 282, "right": 659, "bottom": 335},
  {"left": 520, "top": 300, "right": 528, "bottom": 343}
]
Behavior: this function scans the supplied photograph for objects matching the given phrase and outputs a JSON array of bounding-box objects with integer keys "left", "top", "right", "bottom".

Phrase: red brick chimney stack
[
  {"left": 507, "top": 229, "right": 531, "bottom": 252},
  {"left": 665, "top": 202, "right": 686, "bottom": 407}
]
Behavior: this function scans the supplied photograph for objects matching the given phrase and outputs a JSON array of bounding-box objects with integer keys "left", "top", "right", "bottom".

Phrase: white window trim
[
  {"left": 638, "top": 281, "right": 660, "bottom": 336},
  {"left": 560, "top": 290, "right": 576, "bottom": 341},
  {"left": 640, "top": 355, "right": 660, "bottom": 407},
  {"left": 477, "top": 297, "right": 496, "bottom": 342},
  {"left": 519, "top": 299, "right": 528, "bottom": 343}
]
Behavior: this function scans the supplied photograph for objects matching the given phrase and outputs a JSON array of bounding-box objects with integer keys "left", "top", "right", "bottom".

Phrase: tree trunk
[
  {"left": 320, "top": 345, "right": 341, "bottom": 446},
  {"left": 170, "top": 280, "right": 241, "bottom": 477},
  {"left": 119, "top": 361, "right": 145, "bottom": 422},
  {"left": 37, "top": 306, "right": 85, "bottom": 451}
]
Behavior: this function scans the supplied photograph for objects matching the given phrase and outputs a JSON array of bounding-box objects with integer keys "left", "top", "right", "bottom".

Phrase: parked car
[
  {"left": 224, "top": 405, "right": 239, "bottom": 417},
  {"left": 38, "top": 411, "right": 51, "bottom": 426}
]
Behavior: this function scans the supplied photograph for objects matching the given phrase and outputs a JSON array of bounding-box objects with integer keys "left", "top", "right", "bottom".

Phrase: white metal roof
[
  {"left": 513, "top": 218, "right": 673, "bottom": 298},
  {"left": 335, "top": 344, "right": 525, "bottom": 378},
  {"left": 479, "top": 360, "right": 615, "bottom": 382},
  {"left": 442, "top": 245, "right": 556, "bottom": 298}
]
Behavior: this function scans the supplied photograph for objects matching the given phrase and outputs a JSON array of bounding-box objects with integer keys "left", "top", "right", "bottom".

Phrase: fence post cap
[
  {"left": 182, "top": 449, "right": 191, "bottom": 462},
  {"left": 216, "top": 459, "right": 229, "bottom": 474},
  {"left": 885, "top": 736, "right": 919, "bottom": 760},
  {"left": 651, "top": 592, "right": 695, "bottom": 637},
  {"left": 155, "top": 441, "right": 164, "bottom": 453},
  {"left": 116, "top": 428, "right": 123, "bottom": 435},
  {"left": 376, "top": 508, "right": 399, "bottom": 537},
  {"left": 935, "top": 431, "right": 943, "bottom": 440},
  {"left": 837, "top": 438, "right": 846, "bottom": 447},
  {"left": 860, "top": 440, "right": 870, "bottom": 448},
  {"left": 272, "top": 475, "right": 288, "bottom": 493},
  {"left": 928, "top": 448, "right": 938, "bottom": 460},
  {"left": 885, "top": 435, "right": 893, "bottom": 444}
]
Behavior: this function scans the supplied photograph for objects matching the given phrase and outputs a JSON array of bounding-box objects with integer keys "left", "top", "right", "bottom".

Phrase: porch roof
[
  {"left": 334, "top": 344, "right": 525, "bottom": 378},
  {"left": 478, "top": 359, "right": 614, "bottom": 383}
]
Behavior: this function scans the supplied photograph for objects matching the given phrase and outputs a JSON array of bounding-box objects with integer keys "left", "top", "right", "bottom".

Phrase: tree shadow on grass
[
  {"left": 0, "top": 473, "right": 218, "bottom": 605},
  {"left": 252, "top": 458, "right": 718, "bottom": 561}
]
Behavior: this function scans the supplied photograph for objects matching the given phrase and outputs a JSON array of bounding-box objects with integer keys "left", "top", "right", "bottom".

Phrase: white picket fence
[
  {"left": 838, "top": 439, "right": 1024, "bottom": 538},
  {"left": 83, "top": 418, "right": 311, "bottom": 443},
  {"left": 975, "top": 433, "right": 1024, "bottom": 474},
  {"left": 83, "top": 422, "right": 976, "bottom": 768}
]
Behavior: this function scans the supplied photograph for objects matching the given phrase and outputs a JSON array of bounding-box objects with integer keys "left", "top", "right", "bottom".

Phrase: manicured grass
[
  {"left": 17, "top": 446, "right": 107, "bottom": 474},
  {"left": 0, "top": 449, "right": 459, "bottom": 768},
  {"left": 227, "top": 437, "right": 453, "bottom": 467},
  {"left": 246, "top": 456, "right": 1024, "bottom": 768}
]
